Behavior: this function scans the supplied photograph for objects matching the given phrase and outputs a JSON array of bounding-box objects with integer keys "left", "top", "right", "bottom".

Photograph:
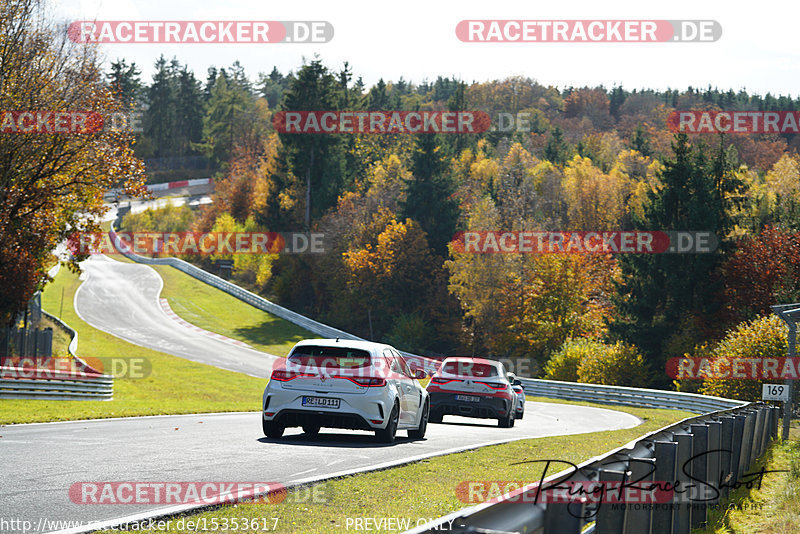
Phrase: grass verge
[
  {"left": 98, "top": 403, "right": 694, "bottom": 534},
  {"left": 696, "top": 420, "right": 800, "bottom": 534},
  {"left": 0, "top": 268, "right": 266, "bottom": 424},
  {"left": 151, "top": 264, "right": 312, "bottom": 357}
]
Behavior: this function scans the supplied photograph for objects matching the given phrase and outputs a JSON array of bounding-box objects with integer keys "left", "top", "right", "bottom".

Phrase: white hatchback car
[{"left": 262, "top": 339, "right": 429, "bottom": 443}]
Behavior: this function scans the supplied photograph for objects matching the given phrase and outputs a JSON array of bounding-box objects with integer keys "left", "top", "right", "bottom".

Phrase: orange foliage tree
[{"left": 0, "top": 0, "right": 146, "bottom": 325}]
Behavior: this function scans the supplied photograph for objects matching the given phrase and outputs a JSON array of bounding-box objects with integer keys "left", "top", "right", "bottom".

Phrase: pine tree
[
  {"left": 611, "top": 133, "right": 731, "bottom": 377},
  {"left": 107, "top": 59, "right": 142, "bottom": 106},
  {"left": 279, "top": 59, "right": 346, "bottom": 229},
  {"left": 400, "top": 134, "right": 459, "bottom": 256},
  {"left": 145, "top": 56, "right": 178, "bottom": 158},
  {"left": 544, "top": 125, "right": 571, "bottom": 165},
  {"left": 175, "top": 66, "right": 204, "bottom": 157}
]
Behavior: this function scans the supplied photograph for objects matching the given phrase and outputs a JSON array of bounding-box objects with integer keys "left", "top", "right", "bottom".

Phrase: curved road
[
  {"left": 0, "top": 252, "right": 642, "bottom": 532},
  {"left": 74, "top": 255, "right": 278, "bottom": 377},
  {"left": 1, "top": 406, "right": 641, "bottom": 533}
]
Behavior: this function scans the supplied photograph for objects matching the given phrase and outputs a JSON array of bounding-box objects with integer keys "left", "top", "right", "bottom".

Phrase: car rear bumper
[
  {"left": 429, "top": 391, "right": 512, "bottom": 419},
  {"left": 266, "top": 408, "right": 380, "bottom": 431}
]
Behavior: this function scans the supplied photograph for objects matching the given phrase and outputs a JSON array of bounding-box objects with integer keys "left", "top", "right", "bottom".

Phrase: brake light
[
  {"left": 271, "top": 369, "right": 314, "bottom": 381},
  {"left": 476, "top": 381, "right": 507, "bottom": 390},
  {"left": 347, "top": 376, "right": 386, "bottom": 387},
  {"left": 431, "top": 377, "right": 460, "bottom": 384}
]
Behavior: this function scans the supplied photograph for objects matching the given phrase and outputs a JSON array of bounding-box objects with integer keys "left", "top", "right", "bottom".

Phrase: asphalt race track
[
  {"left": 2, "top": 253, "right": 641, "bottom": 533},
  {"left": 73, "top": 255, "right": 279, "bottom": 378},
  {"left": 0, "top": 405, "right": 641, "bottom": 533}
]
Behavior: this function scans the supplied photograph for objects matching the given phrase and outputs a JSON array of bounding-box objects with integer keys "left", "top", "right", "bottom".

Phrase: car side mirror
[{"left": 413, "top": 369, "right": 427, "bottom": 380}]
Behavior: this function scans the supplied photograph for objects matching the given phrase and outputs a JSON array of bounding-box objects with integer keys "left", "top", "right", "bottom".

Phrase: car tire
[
  {"left": 263, "top": 419, "right": 284, "bottom": 438},
  {"left": 376, "top": 403, "right": 399, "bottom": 443},
  {"left": 408, "top": 401, "right": 429, "bottom": 439},
  {"left": 429, "top": 411, "right": 442, "bottom": 424},
  {"left": 498, "top": 410, "right": 515, "bottom": 428},
  {"left": 516, "top": 411, "right": 524, "bottom": 420},
  {"left": 302, "top": 424, "right": 320, "bottom": 436}
]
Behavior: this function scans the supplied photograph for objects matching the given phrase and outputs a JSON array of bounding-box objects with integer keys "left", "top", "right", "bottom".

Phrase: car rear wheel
[
  {"left": 376, "top": 403, "right": 399, "bottom": 443},
  {"left": 516, "top": 411, "right": 524, "bottom": 420},
  {"left": 408, "top": 401, "right": 429, "bottom": 439},
  {"left": 263, "top": 419, "right": 284, "bottom": 438},
  {"left": 429, "top": 411, "right": 443, "bottom": 424},
  {"left": 498, "top": 410, "right": 515, "bottom": 428},
  {"left": 302, "top": 424, "right": 320, "bottom": 435}
]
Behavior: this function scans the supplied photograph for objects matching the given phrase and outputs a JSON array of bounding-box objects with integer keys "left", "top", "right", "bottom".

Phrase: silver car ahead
[{"left": 262, "top": 339, "right": 429, "bottom": 443}]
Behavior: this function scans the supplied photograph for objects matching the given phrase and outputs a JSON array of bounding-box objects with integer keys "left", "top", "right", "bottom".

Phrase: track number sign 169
[{"left": 762, "top": 384, "right": 790, "bottom": 402}]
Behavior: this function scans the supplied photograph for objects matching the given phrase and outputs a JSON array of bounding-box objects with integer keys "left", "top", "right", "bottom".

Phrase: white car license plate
[
  {"left": 302, "top": 396, "right": 340, "bottom": 408},
  {"left": 456, "top": 394, "right": 480, "bottom": 402}
]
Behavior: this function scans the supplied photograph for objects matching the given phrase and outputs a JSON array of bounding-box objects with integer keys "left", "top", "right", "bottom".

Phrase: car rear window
[
  {"left": 442, "top": 361, "right": 498, "bottom": 377},
  {"left": 288, "top": 346, "right": 372, "bottom": 369}
]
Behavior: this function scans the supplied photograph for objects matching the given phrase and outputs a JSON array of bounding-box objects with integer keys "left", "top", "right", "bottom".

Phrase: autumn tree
[
  {"left": 764, "top": 154, "right": 800, "bottom": 228},
  {"left": 0, "top": 0, "right": 146, "bottom": 325},
  {"left": 562, "top": 155, "right": 626, "bottom": 230},
  {"left": 720, "top": 226, "right": 800, "bottom": 325}
]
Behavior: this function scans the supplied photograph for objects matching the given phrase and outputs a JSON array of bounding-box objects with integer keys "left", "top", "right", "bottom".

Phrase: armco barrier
[
  {"left": 103, "top": 178, "right": 213, "bottom": 199},
  {"left": 405, "top": 402, "right": 781, "bottom": 534},
  {"left": 0, "top": 263, "right": 113, "bottom": 401},
  {"left": 518, "top": 378, "right": 746, "bottom": 414}
]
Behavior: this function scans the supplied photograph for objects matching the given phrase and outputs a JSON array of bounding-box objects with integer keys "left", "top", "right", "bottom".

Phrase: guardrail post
[
  {"left": 706, "top": 420, "right": 722, "bottom": 507},
  {"left": 651, "top": 441, "right": 677, "bottom": 534},
  {"left": 673, "top": 433, "right": 693, "bottom": 534},
  {"left": 739, "top": 411, "right": 756, "bottom": 475},
  {"left": 752, "top": 406, "right": 766, "bottom": 461},
  {"left": 770, "top": 405, "right": 780, "bottom": 440},
  {"left": 688, "top": 424, "right": 710, "bottom": 529},
  {"left": 625, "top": 457, "right": 655, "bottom": 534},
  {"left": 543, "top": 501, "right": 582, "bottom": 533},
  {"left": 718, "top": 416, "right": 735, "bottom": 500},
  {"left": 595, "top": 467, "right": 628, "bottom": 533},
  {"left": 731, "top": 414, "right": 746, "bottom": 484}
]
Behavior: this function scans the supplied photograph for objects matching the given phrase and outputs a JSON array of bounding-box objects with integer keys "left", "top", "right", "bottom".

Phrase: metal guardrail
[
  {"left": 0, "top": 262, "right": 113, "bottom": 401},
  {"left": 0, "top": 376, "right": 113, "bottom": 400},
  {"left": 406, "top": 402, "right": 780, "bottom": 534},
  {"left": 518, "top": 378, "right": 747, "bottom": 414}
]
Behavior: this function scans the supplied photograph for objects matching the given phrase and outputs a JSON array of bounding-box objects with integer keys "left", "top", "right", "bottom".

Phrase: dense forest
[{"left": 116, "top": 55, "right": 800, "bottom": 393}]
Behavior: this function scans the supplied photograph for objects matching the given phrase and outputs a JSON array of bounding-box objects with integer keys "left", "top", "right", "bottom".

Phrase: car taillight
[
  {"left": 347, "top": 376, "right": 386, "bottom": 387},
  {"left": 431, "top": 377, "right": 460, "bottom": 384},
  {"left": 271, "top": 369, "right": 313, "bottom": 381},
  {"left": 477, "top": 381, "right": 507, "bottom": 390}
]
